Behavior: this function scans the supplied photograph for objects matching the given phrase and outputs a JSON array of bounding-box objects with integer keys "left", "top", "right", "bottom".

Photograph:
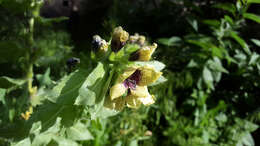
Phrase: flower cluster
[
  {"left": 91, "top": 26, "right": 163, "bottom": 111},
  {"left": 106, "top": 65, "right": 162, "bottom": 110}
]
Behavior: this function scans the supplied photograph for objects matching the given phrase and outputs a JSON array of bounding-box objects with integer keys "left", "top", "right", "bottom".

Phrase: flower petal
[
  {"left": 138, "top": 94, "right": 155, "bottom": 106},
  {"left": 139, "top": 65, "right": 162, "bottom": 86},
  {"left": 138, "top": 43, "right": 157, "bottom": 61},
  {"left": 104, "top": 97, "right": 125, "bottom": 111},
  {"left": 126, "top": 94, "right": 141, "bottom": 109},
  {"left": 130, "top": 86, "right": 149, "bottom": 98},
  {"left": 116, "top": 66, "right": 138, "bottom": 83},
  {"left": 110, "top": 83, "right": 127, "bottom": 100}
]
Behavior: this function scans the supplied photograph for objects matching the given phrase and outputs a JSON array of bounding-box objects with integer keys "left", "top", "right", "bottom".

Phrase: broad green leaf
[
  {"left": 0, "top": 88, "right": 6, "bottom": 105},
  {"left": 243, "top": 13, "right": 260, "bottom": 24},
  {"left": 251, "top": 39, "right": 260, "bottom": 47},
  {"left": 36, "top": 68, "right": 53, "bottom": 87},
  {"left": 229, "top": 31, "right": 251, "bottom": 54},
  {"left": 0, "top": 76, "right": 26, "bottom": 89},
  {"left": 13, "top": 138, "right": 31, "bottom": 146},
  {"left": 24, "top": 70, "right": 87, "bottom": 133},
  {"left": 157, "top": 37, "right": 181, "bottom": 46},
  {"left": 31, "top": 118, "right": 61, "bottom": 146},
  {"left": 236, "top": 132, "right": 255, "bottom": 146},
  {"left": 45, "top": 73, "right": 73, "bottom": 103},
  {"left": 92, "top": 105, "right": 119, "bottom": 119},
  {"left": 66, "top": 121, "right": 94, "bottom": 141},
  {"left": 129, "top": 140, "right": 138, "bottom": 146},
  {"left": 89, "top": 69, "right": 116, "bottom": 119},
  {"left": 52, "top": 136, "right": 78, "bottom": 146},
  {"left": 29, "top": 121, "right": 42, "bottom": 135},
  {"left": 75, "top": 63, "right": 105, "bottom": 106}
]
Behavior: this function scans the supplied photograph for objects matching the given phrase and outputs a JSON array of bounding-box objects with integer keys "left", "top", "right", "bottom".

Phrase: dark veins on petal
[{"left": 123, "top": 70, "right": 141, "bottom": 90}]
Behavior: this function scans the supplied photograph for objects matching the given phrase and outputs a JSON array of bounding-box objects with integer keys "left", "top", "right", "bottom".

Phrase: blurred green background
[{"left": 0, "top": 0, "right": 260, "bottom": 145}]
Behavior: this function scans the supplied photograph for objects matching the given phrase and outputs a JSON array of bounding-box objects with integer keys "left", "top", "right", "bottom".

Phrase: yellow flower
[
  {"left": 129, "top": 43, "right": 157, "bottom": 61},
  {"left": 111, "top": 26, "right": 129, "bottom": 52},
  {"left": 21, "top": 106, "right": 33, "bottom": 120},
  {"left": 105, "top": 65, "right": 162, "bottom": 110}
]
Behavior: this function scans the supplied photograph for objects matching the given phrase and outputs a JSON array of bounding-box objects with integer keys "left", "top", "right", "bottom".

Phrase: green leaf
[
  {"left": 66, "top": 121, "right": 94, "bottom": 141},
  {"left": 247, "top": 0, "right": 260, "bottom": 4},
  {"left": 251, "top": 39, "right": 260, "bottom": 47},
  {"left": 31, "top": 118, "right": 61, "bottom": 146},
  {"left": 75, "top": 63, "right": 106, "bottom": 106},
  {"left": 187, "top": 18, "right": 198, "bottom": 32},
  {"left": 25, "top": 69, "right": 88, "bottom": 132},
  {"left": 249, "top": 53, "right": 259, "bottom": 65},
  {"left": 243, "top": 13, "right": 260, "bottom": 24},
  {"left": 202, "top": 19, "right": 220, "bottom": 27},
  {"left": 0, "top": 88, "right": 6, "bottom": 105},
  {"left": 89, "top": 69, "right": 116, "bottom": 119},
  {"left": 236, "top": 132, "right": 255, "bottom": 146},
  {"left": 29, "top": 121, "right": 42, "bottom": 135},
  {"left": 203, "top": 67, "right": 213, "bottom": 89},
  {"left": 224, "top": 15, "right": 234, "bottom": 24},
  {"left": 13, "top": 138, "right": 31, "bottom": 146},
  {"left": 129, "top": 140, "right": 138, "bottom": 146},
  {"left": 37, "top": 16, "right": 69, "bottom": 26},
  {"left": 229, "top": 31, "right": 251, "bottom": 55},
  {"left": 157, "top": 37, "right": 181, "bottom": 46},
  {"left": 0, "top": 76, "right": 26, "bottom": 89},
  {"left": 134, "top": 60, "right": 166, "bottom": 71},
  {"left": 52, "top": 136, "right": 78, "bottom": 146},
  {"left": 36, "top": 68, "right": 53, "bottom": 87},
  {"left": 212, "top": 3, "right": 236, "bottom": 16},
  {"left": 208, "top": 57, "right": 229, "bottom": 73}
]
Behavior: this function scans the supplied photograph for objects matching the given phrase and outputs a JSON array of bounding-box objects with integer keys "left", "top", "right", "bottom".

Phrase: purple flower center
[{"left": 123, "top": 70, "right": 141, "bottom": 90}]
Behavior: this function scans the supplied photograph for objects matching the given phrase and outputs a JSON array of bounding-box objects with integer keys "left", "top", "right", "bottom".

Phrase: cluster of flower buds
[
  {"left": 91, "top": 35, "right": 108, "bottom": 53},
  {"left": 90, "top": 26, "right": 162, "bottom": 111}
]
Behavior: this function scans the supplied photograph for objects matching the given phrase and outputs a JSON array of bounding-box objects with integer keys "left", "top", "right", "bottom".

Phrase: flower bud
[
  {"left": 129, "top": 33, "right": 146, "bottom": 46},
  {"left": 92, "top": 35, "right": 108, "bottom": 53},
  {"left": 129, "top": 43, "right": 157, "bottom": 61},
  {"left": 111, "top": 26, "right": 129, "bottom": 52}
]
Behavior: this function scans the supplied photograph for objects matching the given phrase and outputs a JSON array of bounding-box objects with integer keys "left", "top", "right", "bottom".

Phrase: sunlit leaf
[
  {"left": 66, "top": 121, "right": 94, "bottom": 141},
  {"left": 243, "top": 13, "right": 260, "bottom": 24}
]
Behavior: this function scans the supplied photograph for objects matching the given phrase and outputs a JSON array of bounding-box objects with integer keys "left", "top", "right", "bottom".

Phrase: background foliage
[{"left": 0, "top": 0, "right": 260, "bottom": 146}]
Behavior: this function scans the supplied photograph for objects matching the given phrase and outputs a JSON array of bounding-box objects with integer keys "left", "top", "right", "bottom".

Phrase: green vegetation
[{"left": 0, "top": 0, "right": 260, "bottom": 146}]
